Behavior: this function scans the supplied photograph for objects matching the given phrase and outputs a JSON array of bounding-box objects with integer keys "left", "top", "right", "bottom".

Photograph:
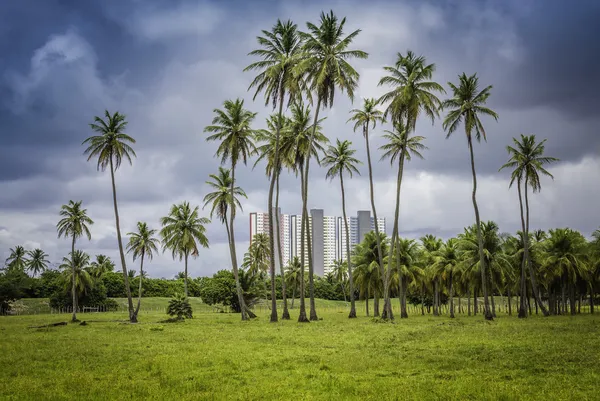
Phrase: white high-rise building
[{"left": 249, "top": 209, "right": 385, "bottom": 276}]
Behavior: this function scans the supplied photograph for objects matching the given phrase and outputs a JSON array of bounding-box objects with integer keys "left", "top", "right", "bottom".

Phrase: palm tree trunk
[
  {"left": 449, "top": 272, "right": 455, "bottom": 318},
  {"left": 421, "top": 283, "right": 425, "bottom": 315},
  {"left": 467, "top": 136, "right": 492, "bottom": 320},
  {"left": 474, "top": 285, "right": 479, "bottom": 315},
  {"left": 508, "top": 288, "right": 512, "bottom": 316},
  {"left": 298, "top": 166, "right": 309, "bottom": 323},
  {"left": 468, "top": 287, "right": 471, "bottom": 316},
  {"left": 391, "top": 134, "right": 407, "bottom": 318},
  {"left": 229, "top": 163, "right": 252, "bottom": 320},
  {"left": 366, "top": 288, "right": 370, "bottom": 316},
  {"left": 590, "top": 284, "right": 595, "bottom": 314},
  {"left": 291, "top": 285, "right": 296, "bottom": 309},
  {"left": 516, "top": 177, "right": 528, "bottom": 318},
  {"left": 71, "top": 236, "right": 77, "bottom": 322},
  {"left": 433, "top": 278, "right": 439, "bottom": 316},
  {"left": 275, "top": 169, "right": 290, "bottom": 320},
  {"left": 184, "top": 251, "right": 189, "bottom": 297},
  {"left": 569, "top": 282, "right": 576, "bottom": 316},
  {"left": 374, "top": 289, "right": 380, "bottom": 317},
  {"left": 523, "top": 179, "right": 549, "bottom": 316},
  {"left": 340, "top": 173, "right": 356, "bottom": 318},
  {"left": 109, "top": 157, "right": 136, "bottom": 323},
  {"left": 400, "top": 276, "right": 408, "bottom": 318},
  {"left": 364, "top": 124, "right": 391, "bottom": 320},
  {"left": 134, "top": 250, "right": 144, "bottom": 317}
]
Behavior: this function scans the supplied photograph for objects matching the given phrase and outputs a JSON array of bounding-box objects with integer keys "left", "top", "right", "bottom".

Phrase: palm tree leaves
[
  {"left": 348, "top": 98, "right": 384, "bottom": 135},
  {"left": 5, "top": 245, "right": 27, "bottom": 271},
  {"left": 379, "top": 119, "right": 428, "bottom": 164},
  {"left": 322, "top": 139, "right": 361, "bottom": 181},
  {"left": 243, "top": 233, "right": 271, "bottom": 277},
  {"left": 160, "top": 202, "right": 210, "bottom": 260},
  {"left": 203, "top": 167, "right": 247, "bottom": 224},
  {"left": 26, "top": 249, "right": 49, "bottom": 276},
  {"left": 127, "top": 222, "right": 160, "bottom": 262},
  {"left": 83, "top": 110, "right": 136, "bottom": 171},
  {"left": 56, "top": 200, "right": 94, "bottom": 241}
]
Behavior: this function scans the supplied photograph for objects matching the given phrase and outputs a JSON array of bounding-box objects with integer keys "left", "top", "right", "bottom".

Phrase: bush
[{"left": 167, "top": 294, "right": 193, "bottom": 320}]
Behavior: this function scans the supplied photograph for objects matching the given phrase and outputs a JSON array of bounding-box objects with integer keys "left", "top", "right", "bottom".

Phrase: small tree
[{"left": 167, "top": 293, "right": 193, "bottom": 320}]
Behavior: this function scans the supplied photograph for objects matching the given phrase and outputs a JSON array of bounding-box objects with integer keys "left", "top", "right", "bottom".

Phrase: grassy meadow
[{"left": 1, "top": 299, "right": 599, "bottom": 400}]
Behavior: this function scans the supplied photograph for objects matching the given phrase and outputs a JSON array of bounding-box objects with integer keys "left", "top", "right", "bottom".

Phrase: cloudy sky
[{"left": 1, "top": 0, "right": 599, "bottom": 278}]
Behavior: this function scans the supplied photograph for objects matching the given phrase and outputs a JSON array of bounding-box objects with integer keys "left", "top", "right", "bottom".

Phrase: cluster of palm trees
[{"left": 4, "top": 246, "right": 50, "bottom": 277}]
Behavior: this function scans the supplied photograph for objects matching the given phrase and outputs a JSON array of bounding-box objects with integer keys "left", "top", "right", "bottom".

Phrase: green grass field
[{"left": 1, "top": 300, "right": 599, "bottom": 400}]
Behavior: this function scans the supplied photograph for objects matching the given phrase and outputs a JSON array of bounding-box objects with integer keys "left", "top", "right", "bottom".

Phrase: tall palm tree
[
  {"left": 245, "top": 20, "right": 303, "bottom": 321},
  {"left": 26, "top": 249, "right": 49, "bottom": 277},
  {"left": 126, "top": 222, "right": 159, "bottom": 318},
  {"left": 281, "top": 100, "right": 328, "bottom": 322},
  {"left": 296, "top": 10, "right": 366, "bottom": 322},
  {"left": 322, "top": 139, "right": 361, "bottom": 317},
  {"left": 83, "top": 110, "right": 137, "bottom": 323},
  {"left": 205, "top": 98, "right": 258, "bottom": 321},
  {"left": 203, "top": 166, "right": 247, "bottom": 245},
  {"left": 160, "top": 202, "right": 210, "bottom": 297},
  {"left": 442, "top": 73, "right": 498, "bottom": 320},
  {"left": 5, "top": 246, "right": 28, "bottom": 271},
  {"left": 243, "top": 233, "right": 271, "bottom": 277},
  {"left": 379, "top": 119, "right": 428, "bottom": 317},
  {"left": 285, "top": 257, "right": 303, "bottom": 308},
  {"left": 393, "top": 238, "right": 422, "bottom": 317},
  {"left": 347, "top": 98, "right": 391, "bottom": 317},
  {"left": 59, "top": 250, "right": 93, "bottom": 302},
  {"left": 500, "top": 134, "right": 558, "bottom": 317},
  {"left": 433, "top": 238, "right": 460, "bottom": 318},
  {"left": 56, "top": 200, "right": 93, "bottom": 322}
]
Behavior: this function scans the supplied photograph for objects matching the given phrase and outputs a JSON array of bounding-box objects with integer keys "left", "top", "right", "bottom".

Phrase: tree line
[{"left": 2, "top": 10, "right": 599, "bottom": 323}]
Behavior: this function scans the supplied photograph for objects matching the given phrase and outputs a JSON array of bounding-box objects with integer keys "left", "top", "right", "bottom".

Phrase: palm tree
[
  {"left": 442, "top": 73, "right": 498, "bottom": 320},
  {"left": 296, "top": 10, "right": 366, "bottom": 322},
  {"left": 83, "top": 110, "right": 137, "bottom": 323},
  {"left": 285, "top": 257, "right": 303, "bottom": 308},
  {"left": 348, "top": 98, "right": 391, "bottom": 318},
  {"left": 243, "top": 233, "right": 271, "bottom": 277},
  {"left": 203, "top": 166, "right": 247, "bottom": 245},
  {"left": 421, "top": 234, "right": 443, "bottom": 316},
  {"left": 26, "top": 249, "right": 49, "bottom": 277},
  {"left": 245, "top": 20, "right": 303, "bottom": 321},
  {"left": 56, "top": 200, "right": 93, "bottom": 322},
  {"left": 59, "top": 250, "right": 93, "bottom": 302},
  {"left": 433, "top": 239, "right": 460, "bottom": 318},
  {"left": 353, "top": 231, "right": 388, "bottom": 316},
  {"left": 330, "top": 259, "right": 349, "bottom": 302},
  {"left": 500, "top": 134, "right": 558, "bottom": 317},
  {"left": 393, "top": 238, "right": 422, "bottom": 317},
  {"left": 322, "top": 139, "right": 361, "bottom": 317},
  {"left": 5, "top": 246, "right": 28, "bottom": 271},
  {"left": 379, "top": 119, "right": 428, "bottom": 317},
  {"left": 205, "top": 98, "right": 258, "bottom": 321},
  {"left": 126, "top": 222, "right": 159, "bottom": 318},
  {"left": 91, "top": 254, "right": 115, "bottom": 273},
  {"left": 160, "top": 202, "right": 210, "bottom": 297}
]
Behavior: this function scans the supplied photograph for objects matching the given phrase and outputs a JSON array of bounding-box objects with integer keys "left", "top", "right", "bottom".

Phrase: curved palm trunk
[
  {"left": 340, "top": 173, "right": 356, "bottom": 318},
  {"left": 298, "top": 167, "right": 309, "bottom": 323},
  {"left": 364, "top": 125, "right": 392, "bottom": 320},
  {"left": 71, "top": 236, "right": 77, "bottom": 322},
  {"left": 229, "top": 163, "right": 253, "bottom": 320},
  {"left": 184, "top": 251, "right": 189, "bottom": 297},
  {"left": 134, "top": 249, "right": 145, "bottom": 317},
  {"left": 391, "top": 131, "right": 407, "bottom": 318},
  {"left": 517, "top": 179, "right": 528, "bottom": 318},
  {"left": 467, "top": 136, "right": 492, "bottom": 321},
  {"left": 276, "top": 170, "right": 290, "bottom": 320},
  {"left": 303, "top": 98, "right": 322, "bottom": 322},
  {"left": 449, "top": 272, "right": 455, "bottom": 318},
  {"left": 109, "top": 157, "right": 136, "bottom": 323},
  {"left": 523, "top": 179, "right": 549, "bottom": 316}
]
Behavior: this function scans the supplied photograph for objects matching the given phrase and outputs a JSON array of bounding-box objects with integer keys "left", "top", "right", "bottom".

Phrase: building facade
[{"left": 249, "top": 209, "right": 385, "bottom": 276}]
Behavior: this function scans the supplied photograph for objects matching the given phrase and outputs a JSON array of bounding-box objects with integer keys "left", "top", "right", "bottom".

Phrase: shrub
[{"left": 167, "top": 293, "right": 193, "bottom": 320}]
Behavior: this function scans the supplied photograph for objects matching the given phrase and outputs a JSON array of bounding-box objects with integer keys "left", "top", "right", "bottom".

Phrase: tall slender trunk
[
  {"left": 268, "top": 97, "right": 285, "bottom": 323},
  {"left": 229, "top": 163, "right": 252, "bottom": 320},
  {"left": 374, "top": 289, "right": 380, "bottom": 317},
  {"left": 184, "top": 251, "right": 189, "bottom": 297},
  {"left": 490, "top": 275, "right": 497, "bottom": 317},
  {"left": 340, "top": 173, "right": 356, "bottom": 318},
  {"left": 365, "top": 288, "right": 370, "bottom": 316},
  {"left": 109, "top": 157, "right": 135, "bottom": 322},
  {"left": 275, "top": 170, "right": 290, "bottom": 320},
  {"left": 364, "top": 124, "right": 391, "bottom": 320},
  {"left": 569, "top": 282, "right": 576, "bottom": 316},
  {"left": 516, "top": 177, "right": 528, "bottom": 318},
  {"left": 391, "top": 129, "right": 407, "bottom": 318},
  {"left": 508, "top": 288, "right": 512, "bottom": 316},
  {"left": 298, "top": 166, "right": 309, "bottom": 323},
  {"left": 523, "top": 179, "right": 549, "bottom": 316},
  {"left": 134, "top": 249, "right": 145, "bottom": 317},
  {"left": 449, "top": 272, "right": 455, "bottom": 318},
  {"left": 474, "top": 285, "right": 479, "bottom": 315},
  {"left": 467, "top": 136, "right": 492, "bottom": 320},
  {"left": 433, "top": 278, "right": 439, "bottom": 316},
  {"left": 71, "top": 236, "right": 77, "bottom": 322},
  {"left": 303, "top": 98, "right": 321, "bottom": 322},
  {"left": 291, "top": 284, "right": 296, "bottom": 308},
  {"left": 400, "top": 276, "right": 408, "bottom": 318}
]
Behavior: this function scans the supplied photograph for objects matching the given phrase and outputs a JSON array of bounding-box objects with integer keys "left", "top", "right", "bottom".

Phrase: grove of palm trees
[{"left": 1, "top": 7, "right": 600, "bottom": 401}]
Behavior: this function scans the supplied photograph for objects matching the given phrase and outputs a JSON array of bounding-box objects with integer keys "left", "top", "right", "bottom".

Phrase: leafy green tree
[
  {"left": 433, "top": 239, "right": 460, "bottom": 318},
  {"left": 205, "top": 98, "right": 258, "bottom": 320},
  {"left": 127, "top": 222, "right": 160, "bottom": 318},
  {"left": 5, "top": 246, "right": 28, "bottom": 271},
  {"left": 285, "top": 257, "right": 303, "bottom": 308},
  {"left": 330, "top": 259, "right": 348, "bottom": 302},
  {"left": 59, "top": 250, "right": 93, "bottom": 304},
  {"left": 392, "top": 238, "right": 422, "bottom": 318},
  {"left": 83, "top": 110, "right": 137, "bottom": 323},
  {"left": 322, "top": 139, "right": 361, "bottom": 316},
  {"left": 245, "top": 19, "right": 303, "bottom": 321},
  {"left": 243, "top": 233, "right": 271, "bottom": 277},
  {"left": 500, "top": 134, "right": 558, "bottom": 317},
  {"left": 353, "top": 231, "right": 388, "bottom": 316},
  {"left": 56, "top": 200, "right": 93, "bottom": 322},
  {"left": 442, "top": 73, "right": 498, "bottom": 320},
  {"left": 26, "top": 249, "right": 49, "bottom": 277},
  {"left": 160, "top": 202, "right": 209, "bottom": 297},
  {"left": 421, "top": 235, "right": 443, "bottom": 316},
  {"left": 0, "top": 268, "right": 31, "bottom": 314},
  {"left": 167, "top": 293, "right": 193, "bottom": 320},
  {"left": 297, "top": 10, "right": 366, "bottom": 322}
]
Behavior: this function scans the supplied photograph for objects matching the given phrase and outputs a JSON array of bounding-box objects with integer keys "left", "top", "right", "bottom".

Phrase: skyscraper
[{"left": 249, "top": 209, "right": 385, "bottom": 276}]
